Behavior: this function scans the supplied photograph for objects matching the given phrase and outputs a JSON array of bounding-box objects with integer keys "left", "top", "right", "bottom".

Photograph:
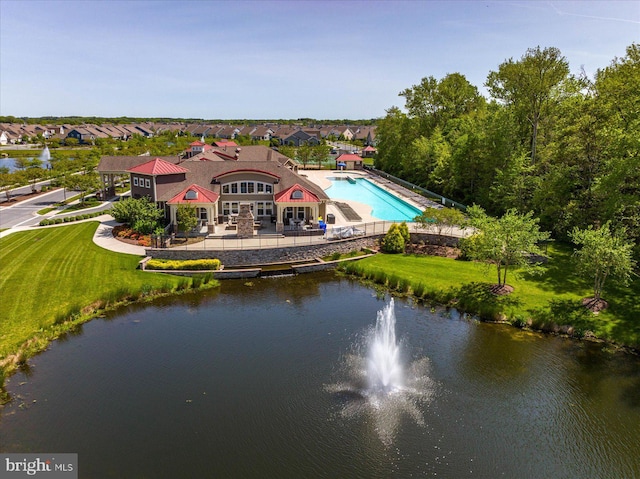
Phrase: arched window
[
  {"left": 185, "top": 189, "right": 198, "bottom": 200},
  {"left": 291, "top": 189, "right": 303, "bottom": 199}
]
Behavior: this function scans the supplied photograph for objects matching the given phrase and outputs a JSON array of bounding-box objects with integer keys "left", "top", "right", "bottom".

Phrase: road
[{"left": 0, "top": 188, "right": 112, "bottom": 230}]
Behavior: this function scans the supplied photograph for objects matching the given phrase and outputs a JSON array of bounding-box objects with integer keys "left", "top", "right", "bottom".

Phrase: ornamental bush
[
  {"left": 146, "top": 259, "right": 222, "bottom": 271},
  {"left": 381, "top": 223, "right": 406, "bottom": 254}
]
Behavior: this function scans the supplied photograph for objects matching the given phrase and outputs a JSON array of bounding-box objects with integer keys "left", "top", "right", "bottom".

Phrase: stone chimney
[{"left": 236, "top": 202, "right": 254, "bottom": 238}]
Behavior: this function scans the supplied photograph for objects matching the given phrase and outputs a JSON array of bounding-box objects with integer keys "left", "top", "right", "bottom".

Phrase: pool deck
[{"left": 300, "top": 169, "right": 442, "bottom": 225}]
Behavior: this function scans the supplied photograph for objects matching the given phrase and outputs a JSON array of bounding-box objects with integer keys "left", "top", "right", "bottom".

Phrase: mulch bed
[
  {"left": 112, "top": 225, "right": 151, "bottom": 246},
  {"left": 582, "top": 297, "right": 609, "bottom": 313},
  {"left": 490, "top": 284, "right": 514, "bottom": 295},
  {"left": 406, "top": 243, "right": 461, "bottom": 259}
]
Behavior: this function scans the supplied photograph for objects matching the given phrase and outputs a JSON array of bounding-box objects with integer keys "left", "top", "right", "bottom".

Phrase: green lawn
[
  {"left": 343, "top": 245, "right": 640, "bottom": 348},
  {"left": 0, "top": 222, "right": 190, "bottom": 361}
]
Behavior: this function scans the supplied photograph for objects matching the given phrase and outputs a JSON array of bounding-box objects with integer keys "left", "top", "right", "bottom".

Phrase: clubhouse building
[{"left": 98, "top": 145, "right": 330, "bottom": 235}]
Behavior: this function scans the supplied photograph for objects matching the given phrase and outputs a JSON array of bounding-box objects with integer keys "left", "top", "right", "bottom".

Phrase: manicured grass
[
  {"left": 342, "top": 245, "right": 640, "bottom": 348},
  {"left": 0, "top": 222, "right": 193, "bottom": 360}
]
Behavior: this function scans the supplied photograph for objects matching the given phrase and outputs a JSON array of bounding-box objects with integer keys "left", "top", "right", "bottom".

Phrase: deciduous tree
[
  {"left": 486, "top": 46, "right": 569, "bottom": 164},
  {"left": 463, "top": 206, "right": 549, "bottom": 288},
  {"left": 569, "top": 222, "right": 636, "bottom": 303}
]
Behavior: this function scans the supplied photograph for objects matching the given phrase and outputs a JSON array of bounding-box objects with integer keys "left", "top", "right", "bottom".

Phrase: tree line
[{"left": 374, "top": 44, "right": 640, "bottom": 260}]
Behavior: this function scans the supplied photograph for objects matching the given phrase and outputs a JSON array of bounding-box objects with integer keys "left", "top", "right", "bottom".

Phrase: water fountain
[
  {"left": 367, "top": 299, "right": 403, "bottom": 394},
  {"left": 40, "top": 145, "right": 51, "bottom": 162},
  {"left": 40, "top": 145, "right": 51, "bottom": 169},
  {"left": 327, "top": 298, "right": 435, "bottom": 446}
]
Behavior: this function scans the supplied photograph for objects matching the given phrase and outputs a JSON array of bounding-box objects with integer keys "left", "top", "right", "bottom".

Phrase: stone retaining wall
[
  {"left": 145, "top": 233, "right": 460, "bottom": 266},
  {"left": 146, "top": 236, "right": 382, "bottom": 266},
  {"left": 410, "top": 232, "right": 461, "bottom": 247}
]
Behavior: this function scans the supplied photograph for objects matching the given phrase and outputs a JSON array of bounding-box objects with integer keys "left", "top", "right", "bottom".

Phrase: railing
[
  {"left": 364, "top": 165, "right": 467, "bottom": 211},
  {"left": 162, "top": 220, "right": 469, "bottom": 251}
]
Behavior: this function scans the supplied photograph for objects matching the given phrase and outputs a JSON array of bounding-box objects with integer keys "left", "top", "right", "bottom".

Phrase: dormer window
[
  {"left": 291, "top": 189, "right": 303, "bottom": 199},
  {"left": 185, "top": 189, "right": 198, "bottom": 200}
]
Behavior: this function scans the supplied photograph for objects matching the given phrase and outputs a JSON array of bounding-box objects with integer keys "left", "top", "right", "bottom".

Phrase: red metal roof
[
  {"left": 167, "top": 184, "right": 219, "bottom": 204},
  {"left": 274, "top": 183, "right": 319, "bottom": 203},
  {"left": 336, "top": 153, "right": 362, "bottom": 161},
  {"left": 127, "top": 158, "right": 189, "bottom": 175},
  {"left": 189, "top": 141, "right": 205, "bottom": 146}
]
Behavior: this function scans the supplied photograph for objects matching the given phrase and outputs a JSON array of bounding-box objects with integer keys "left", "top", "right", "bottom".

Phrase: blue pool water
[{"left": 326, "top": 176, "right": 422, "bottom": 221}]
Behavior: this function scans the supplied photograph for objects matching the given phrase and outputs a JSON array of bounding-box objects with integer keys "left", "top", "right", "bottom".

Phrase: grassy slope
[
  {"left": 351, "top": 245, "right": 640, "bottom": 347},
  {"left": 0, "top": 222, "right": 181, "bottom": 358}
]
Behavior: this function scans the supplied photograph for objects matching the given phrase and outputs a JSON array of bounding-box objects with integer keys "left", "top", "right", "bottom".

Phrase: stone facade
[
  {"left": 410, "top": 232, "right": 460, "bottom": 247},
  {"left": 147, "top": 236, "right": 381, "bottom": 266},
  {"left": 145, "top": 233, "right": 460, "bottom": 267},
  {"left": 236, "top": 203, "right": 254, "bottom": 238}
]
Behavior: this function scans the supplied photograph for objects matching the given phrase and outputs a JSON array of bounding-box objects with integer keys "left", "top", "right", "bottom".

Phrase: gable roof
[
  {"left": 213, "top": 140, "right": 238, "bottom": 147},
  {"left": 167, "top": 184, "right": 219, "bottom": 204},
  {"left": 274, "top": 183, "right": 319, "bottom": 203},
  {"left": 127, "top": 158, "right": 189, "bottom": 175},
  {"left": 336, "top": 153, "right": 362, "bottom": 162}
]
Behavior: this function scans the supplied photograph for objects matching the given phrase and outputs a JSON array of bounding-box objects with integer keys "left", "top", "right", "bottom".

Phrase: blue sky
[{"left": 1, "top": 0, "right": 638, "bottom": 119}]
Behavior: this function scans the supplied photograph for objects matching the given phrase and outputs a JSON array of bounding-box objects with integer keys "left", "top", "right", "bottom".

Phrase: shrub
[
  {"left": 381, "top": 224, "right": 406, "bottom": 254},
  {"left": 398, "top": 221, "right": 410, "bottom": 244},
  {"left": 146, "top": 258, "right": 221, "bottom": 271}
]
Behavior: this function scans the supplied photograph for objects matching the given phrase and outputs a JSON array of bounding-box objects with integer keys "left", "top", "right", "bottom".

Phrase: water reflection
[{"left": 1, "top": 274, "right": 639, "bottom": 478}]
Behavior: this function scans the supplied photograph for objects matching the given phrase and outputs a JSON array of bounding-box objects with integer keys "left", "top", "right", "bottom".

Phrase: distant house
[
  {"left": 249, "top": 126, "right": 274, "bottom": 142},
  {"left": 280, "top": 130, "right": 320, "bottom": 147},
  {"left": 66, "top": 128, "right": 96, "bottom": 144},
  {"left": 338, "top": 127, "right": 354, "bottom": 141},
  {"left": 184, "top": 141, "right": 214, "bottom": 158},
  {"left": 97, "top": 145, "right": 328, "bottom": 234},
  {"left": 353, "top": 126, "right": 377, "bottom": 146},
  {"left": 212, "top": 140, "right": 238, "bottom": 148}
]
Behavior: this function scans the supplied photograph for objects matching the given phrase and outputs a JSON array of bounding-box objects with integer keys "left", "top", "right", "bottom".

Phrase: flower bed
[{"left": 112, "top": 225, "right": 151, "bottom": 247}]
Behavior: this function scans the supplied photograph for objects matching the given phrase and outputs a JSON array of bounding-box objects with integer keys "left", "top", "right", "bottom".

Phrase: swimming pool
[{"left": 326, "top": 176, "right": 422, "bottom": 221}]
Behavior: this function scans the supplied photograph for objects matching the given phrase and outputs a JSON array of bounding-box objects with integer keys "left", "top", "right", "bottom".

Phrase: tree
[
  {"left": 0, "top": 171, "right": 20, "bottom": 201},
  {"left": 486, "top": 46, "right": 569, "bottom": 164},
  {"left": 463, "top": 206, "right": 550, "bottom": 288},
  {"left": 22, "top": 158, "right": 45, "bottom": 193},
  {"left": 176, "top": 204, "right": 199, "bottom": 236},
  {"left": 51, "top": 157, "right": 76, "bottom": 200},
  {"left": 400, "top": 73, "right": 483, "bottom": 135},
  {"left": 569, "top": 222, "right": 636, "bottom": 303},
  {"left": 310, "top": 144, "right": 331, "bottom": 169},
  {"left": 110, "top": 197, "right": 163, "bottom": 234},
  {"left": 64, "top": 172, "right": 100, "bottom": 203},
  {"left": 414, "top": 207, "right": 465, "bottom": 238}
]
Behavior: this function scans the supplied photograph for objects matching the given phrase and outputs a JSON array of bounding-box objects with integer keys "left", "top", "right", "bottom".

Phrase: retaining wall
[
  {"left": 146, "top": 236, "right": 382, "bottom": 266},
  {"left": 410, "top": 232, "right": 461, "bottom": 247}
]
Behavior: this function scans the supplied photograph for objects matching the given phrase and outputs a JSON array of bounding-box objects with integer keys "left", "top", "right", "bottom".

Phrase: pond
[{"left": 1, "top": 272, "right": 639, "bottom": 478}]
